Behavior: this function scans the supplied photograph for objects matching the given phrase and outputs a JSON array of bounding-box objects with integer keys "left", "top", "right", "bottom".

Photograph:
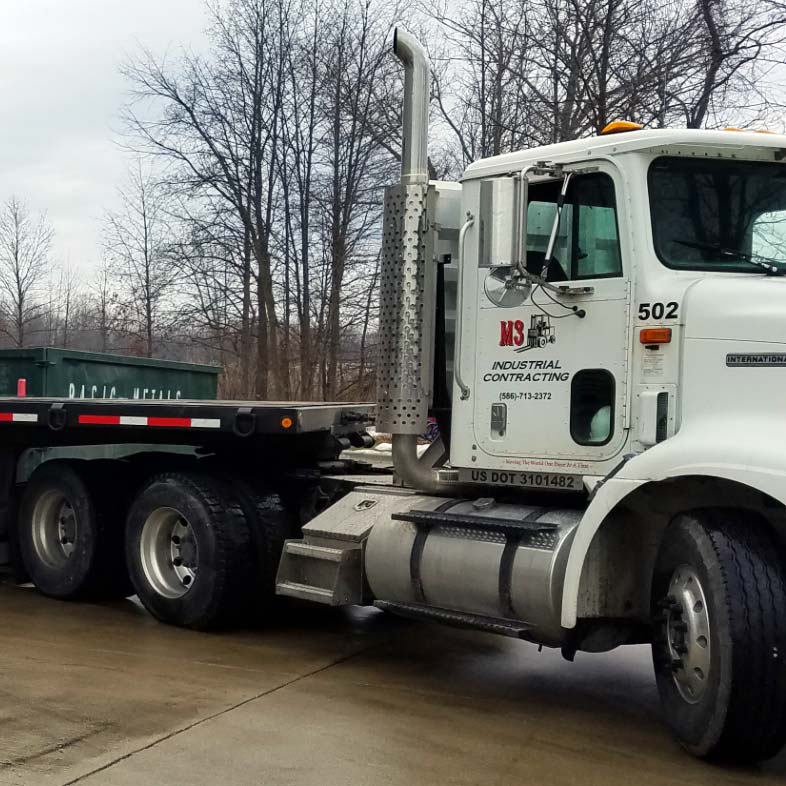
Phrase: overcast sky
[{"left": 0, "top": 0, "right": 209, "bottom": 275}]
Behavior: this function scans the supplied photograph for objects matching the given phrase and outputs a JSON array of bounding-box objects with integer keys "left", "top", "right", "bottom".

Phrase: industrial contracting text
[{"left": 483, "top": 359, "right": 569, "bottom": 383}]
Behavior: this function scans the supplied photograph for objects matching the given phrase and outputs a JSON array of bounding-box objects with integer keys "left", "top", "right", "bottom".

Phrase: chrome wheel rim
[
  {"left": 665, "top": 564, "right": 711, "bottom": 704},
  {"left": 139, "top": 507, "right": 198, "bottom": 599},
  {"left": 31, "top": 490, "right": 78, "bottom": 568}
]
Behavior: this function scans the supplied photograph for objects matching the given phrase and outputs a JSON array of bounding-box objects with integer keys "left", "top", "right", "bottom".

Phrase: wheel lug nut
[
  {"left": 171, "top": 536, "right": 181, "bottom": 545},
  {"left": 182, "top": 575, "right": 192, "bottom": 586},
  {"left": 173, "top": 557, "right": 183, "bottom": 567}
]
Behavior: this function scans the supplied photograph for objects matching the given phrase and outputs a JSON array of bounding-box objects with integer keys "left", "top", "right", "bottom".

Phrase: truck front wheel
[
  {"left": 125, "top": 472, "right": 252, "bottom": 630},
  {"left": 651, "top": 509, "right": 786, "bottom": 763}
]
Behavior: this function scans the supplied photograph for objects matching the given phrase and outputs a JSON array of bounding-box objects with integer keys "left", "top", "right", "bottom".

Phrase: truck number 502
[{"left": 638, "top": 301, "right": 678, "bottom": 320}]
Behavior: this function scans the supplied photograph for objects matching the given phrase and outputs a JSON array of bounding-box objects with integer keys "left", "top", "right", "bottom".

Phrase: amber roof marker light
[{"left": 601, "top": 120, "right": 644, "bottom": 135}]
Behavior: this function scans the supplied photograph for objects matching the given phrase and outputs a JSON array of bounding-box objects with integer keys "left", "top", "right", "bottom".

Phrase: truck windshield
[{"left": 649, "top": 156, "right": 786, "bottom": 272}]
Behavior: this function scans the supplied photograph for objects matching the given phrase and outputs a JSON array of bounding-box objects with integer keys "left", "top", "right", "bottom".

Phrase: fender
[{"left": 561, "top": 414, "right": 786, "bottom": 628}]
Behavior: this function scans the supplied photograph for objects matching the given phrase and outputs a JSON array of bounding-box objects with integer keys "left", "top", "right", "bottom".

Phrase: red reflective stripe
[
  {"left": 0, "top": 413, "right": 13, "bottom": 422},
  {"left": 148, "top": 417, "right": 191, "bottom": 428},
  {"left": 79, "top": 415, "right": 121, "bottom": 425},
  {"left": 78, "top": 415, "right": 207, "bottom": 428}
]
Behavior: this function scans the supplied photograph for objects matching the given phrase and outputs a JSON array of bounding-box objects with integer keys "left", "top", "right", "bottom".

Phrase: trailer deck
[{"left": 0, "top": 397, "right": 374, "bottom": 446}]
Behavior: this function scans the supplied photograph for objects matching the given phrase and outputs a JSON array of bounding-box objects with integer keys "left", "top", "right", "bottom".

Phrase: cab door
[{"left": 470, "top": 162, "right": 630, "bottom": 465}]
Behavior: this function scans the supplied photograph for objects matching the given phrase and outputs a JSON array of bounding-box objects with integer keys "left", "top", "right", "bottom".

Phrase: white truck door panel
[{"left": 453, "top": 162, "right": 631, "bottom": 467}]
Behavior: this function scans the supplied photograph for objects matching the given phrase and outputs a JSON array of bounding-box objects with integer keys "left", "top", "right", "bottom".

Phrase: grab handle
[{"left": 454, "top": 213, "right": 475, "bottom": 401}]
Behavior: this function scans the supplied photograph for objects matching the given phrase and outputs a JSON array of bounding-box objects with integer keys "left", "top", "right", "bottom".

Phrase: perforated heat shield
[{"left": 376, "top": 183, "right": 436, "bottom": 434}]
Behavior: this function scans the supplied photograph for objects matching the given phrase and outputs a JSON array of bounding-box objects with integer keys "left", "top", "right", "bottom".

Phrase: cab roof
[{"left": 461, "top": 128, "right": 786, "bottom": 182}]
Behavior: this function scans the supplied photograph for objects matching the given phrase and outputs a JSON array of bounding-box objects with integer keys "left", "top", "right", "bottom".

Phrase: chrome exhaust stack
[
  {"left": 377, "top": 28, "right": 450, "bottom": 494},
  {"left": 393, "top": 28, "right": 430, "bottom": 186}
]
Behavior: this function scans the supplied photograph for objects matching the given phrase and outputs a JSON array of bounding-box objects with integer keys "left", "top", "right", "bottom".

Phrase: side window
[
  {"left": 526, "top": 172, "right": 622, "bottom": 281},
  {"left": 570, "top": 369, "right": 615, "bottom": 445},
  {"left": 751, "top": 209, "right": 786, "bottom": 263}
]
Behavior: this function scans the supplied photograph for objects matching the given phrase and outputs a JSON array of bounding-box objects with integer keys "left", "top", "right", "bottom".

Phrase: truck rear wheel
[
  {"left": 125, "top": 472, "right": 252, "bottom": 630},
  {"left": 651, "top": 509, "right": 786, "bottom": 763},
  {"left": 221, "top": 479, "right": 299, "bottom": 618},
  {"left": 18, "top": 463, "right": 129, "bottom": 600}
]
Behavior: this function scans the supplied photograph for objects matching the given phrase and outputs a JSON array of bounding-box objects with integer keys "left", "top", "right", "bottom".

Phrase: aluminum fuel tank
[{"left": 365, "top": 498, "right": 582, "bottom": 646}]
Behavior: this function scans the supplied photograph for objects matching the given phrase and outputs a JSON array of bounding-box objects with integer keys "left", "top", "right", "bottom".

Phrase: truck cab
[
  {"left": 449, "top": 129, "right": 786, "bottom": 486},
  {"left": 279, "top": 30, "right": 786, "bottom": 764}
]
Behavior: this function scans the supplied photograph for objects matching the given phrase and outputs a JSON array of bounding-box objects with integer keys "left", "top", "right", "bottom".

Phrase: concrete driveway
[{"left": 0, "top": 580, "right": 784, "bottom": 786}]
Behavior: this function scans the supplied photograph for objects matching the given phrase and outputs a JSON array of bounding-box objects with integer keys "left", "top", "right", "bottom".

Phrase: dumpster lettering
[{"left": 67, "top": 383, "right": 183, "bottom": 400}]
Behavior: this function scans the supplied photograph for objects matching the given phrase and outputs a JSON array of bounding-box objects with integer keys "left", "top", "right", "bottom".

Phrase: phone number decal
[{"left": 500, "top": 391, "right": 552, "bottom": 401}]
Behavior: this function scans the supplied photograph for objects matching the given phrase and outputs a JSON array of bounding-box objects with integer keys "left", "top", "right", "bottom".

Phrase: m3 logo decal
[{"left": 499, "top": 316, "right": 556, "bottom": 352}]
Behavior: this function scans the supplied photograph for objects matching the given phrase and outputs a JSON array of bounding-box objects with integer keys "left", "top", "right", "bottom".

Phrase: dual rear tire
[
  {"left": 17, "top": 464, "right": 296, "bottom": 630},
  {"left": 125, "top": 472, "right": 253, "bottom": 629}
]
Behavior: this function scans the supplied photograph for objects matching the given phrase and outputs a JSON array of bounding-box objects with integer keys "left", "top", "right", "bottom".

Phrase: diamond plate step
[
  {"left": 374, "top": 600, "right": 533, "bottom": 639},
  {"left": 392, "top": 509, "right": 558, "bottom": 535}
]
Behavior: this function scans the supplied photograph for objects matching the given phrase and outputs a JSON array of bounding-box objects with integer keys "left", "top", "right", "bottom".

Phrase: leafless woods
[{"left": 1, "top": 0, "right": 784, "bottom": 398}]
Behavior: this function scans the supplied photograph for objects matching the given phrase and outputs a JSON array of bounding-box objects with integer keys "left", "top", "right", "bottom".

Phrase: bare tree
[
  {"left": 122, "top": 0, "right": 290, "bottom": 394},
  {"left": 279, "top": 0, "right": 323, "bottom": 398},
  {"left": 54, "top": 265, "right": 79, "bottom": 348},
  {"left": 0, "top": 197, "right": 53, "bottom": 347},
  {"left": 104, "top": 161, "right": 175, "bottom": 357},
  {"left": 680, "top": 0, "right": 786, "bottom": 127},
  {"left": 432, "top": 0, "right": 786, "bottom": 171},
  {"left": 88, "top": 259, "right": 121, "bottom": 352},
  {"left": 431, "top": 0, "right": 532, "bottom": 163},
  {"left": 315, "top": 0, "right": 401, "bottom": 398}
]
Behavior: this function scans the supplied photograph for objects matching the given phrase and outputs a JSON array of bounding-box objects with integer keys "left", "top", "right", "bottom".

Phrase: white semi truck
[{"left": 3, "top": 27, "right": 786, "bottom": 765}]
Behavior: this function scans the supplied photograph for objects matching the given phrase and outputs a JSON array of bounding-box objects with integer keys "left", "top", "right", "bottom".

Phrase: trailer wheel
[
  {"left": 125, "top": 472, "right": 252, "bottom": 630},
  {"left": 222, "top": 479, "right": 299, "bottom": 617},
  {"left": 18, "top": 463, "right": 127, "bottom": 600},
  {"left": 651, "top": 509, "right": 786, "bottom": 763}
]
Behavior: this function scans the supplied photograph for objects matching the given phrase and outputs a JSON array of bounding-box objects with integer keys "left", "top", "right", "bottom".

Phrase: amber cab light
[
  {"left": 640, "top": 328, "right": 672, "bottom": 345},
  {"left": 601, "top": 120, "right": 644, "bottom": 135}
]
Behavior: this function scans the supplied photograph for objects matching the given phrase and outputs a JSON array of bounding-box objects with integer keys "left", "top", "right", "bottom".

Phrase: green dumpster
[{"left": 0, "top": 348, "right": 221, "bottom": 400}]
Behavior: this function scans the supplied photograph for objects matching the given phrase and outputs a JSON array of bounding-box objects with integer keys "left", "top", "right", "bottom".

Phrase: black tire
[
  {"left": 651, "top": 509, "right": 786, "bottom": 763},
  {"left": 125, "top": 471, "right": 252, "bottom": 630},
  {"left": 221, "top": 478, "right": 300, "bottom": 618},
  {"left": 18, "top": 462, "right": 128, "bottom": 600}
]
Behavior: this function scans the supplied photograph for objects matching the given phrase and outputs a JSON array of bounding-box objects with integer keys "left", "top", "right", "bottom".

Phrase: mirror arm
[
  {"left": 511, "top": 164, "right": 569, "bottom": 297},
  {"left": 540, "top": 171, "right": 574, "bottom": 279}
]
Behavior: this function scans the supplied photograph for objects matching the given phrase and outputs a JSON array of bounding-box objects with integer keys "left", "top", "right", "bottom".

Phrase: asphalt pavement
[{"left": 0, "top": 580, "right": 784, "bottom": 786}]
